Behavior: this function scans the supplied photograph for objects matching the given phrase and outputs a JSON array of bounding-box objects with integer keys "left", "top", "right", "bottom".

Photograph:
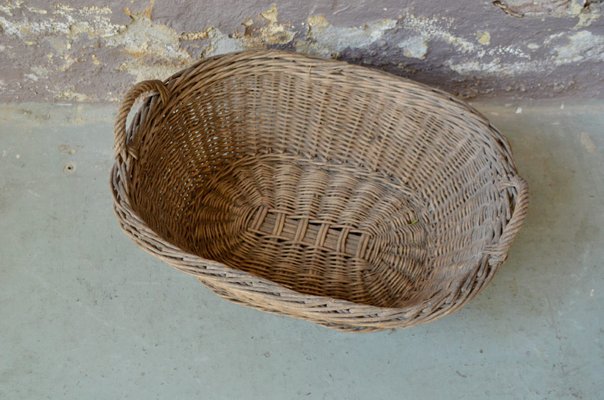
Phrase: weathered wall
[{"left": 0, "top": 0, "right": 602, "bottom": 102}]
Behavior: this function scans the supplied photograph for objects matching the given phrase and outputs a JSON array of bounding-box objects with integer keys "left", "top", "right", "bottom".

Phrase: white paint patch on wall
[
  {"left": 297, "top": 16, "right": 397, "bottom": 56},
  {"left": 397, "top": 36, "right": 429, "bottom": 59},
  {"left": 446, "top": 59, "right": 542, "bottom": 75},
  {"left": 0, "top": 4, "right": 120, "bottom": 39},
  {"left": 105, "top": 18, "right": 190, "bottom": 62},
  {"left": 204, "top": 28, "right": 246, "bottom": 57},
  {"left": 447, "top": 30, "right": 604, "bottom": 75},
  {"left": 553, "top": 30, "right": 604, "bottom": 64},
  {"left": 401, "top": 13, "right": 478, "bottom": 54}
]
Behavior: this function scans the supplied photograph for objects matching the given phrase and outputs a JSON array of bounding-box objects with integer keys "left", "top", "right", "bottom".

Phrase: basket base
[{"left": 154, "top": 154, "right": 434, "bottom": 308}]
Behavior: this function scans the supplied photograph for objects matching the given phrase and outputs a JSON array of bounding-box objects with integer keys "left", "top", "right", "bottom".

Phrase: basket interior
[{"left": 127, "top": 59, "right": 513, "bottom": 308}]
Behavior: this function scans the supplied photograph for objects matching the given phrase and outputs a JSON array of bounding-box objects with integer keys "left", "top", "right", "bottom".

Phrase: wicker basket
[{"left": 111, "top": 50, "right": 528, "bottom": 332}]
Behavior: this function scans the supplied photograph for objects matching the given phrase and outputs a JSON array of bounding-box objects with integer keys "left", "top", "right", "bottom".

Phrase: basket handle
[
  {"left": 114, "top": 79, "right": 169, "bottom": 160},
  {"left": 487, "top": 176, "right": 529, "bottom": 266}
]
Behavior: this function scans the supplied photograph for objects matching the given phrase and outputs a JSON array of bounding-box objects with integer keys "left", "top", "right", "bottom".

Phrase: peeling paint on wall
[
  {"left": 203, "top": 27, "right": 246, "bottom": 57},
  {"left": 493, "top": 0, "right": 590, "bottom": 18},
  {"left": 477, "top": 31, "right": 491, "bottom": 46},
  {"left": 0, "top": 0, "right": 602, "bottom": 101},
  {"left": 397, "top": 36, "right": 428, "bottom": 59},
  {"left": 109, "top": 17, "right": 192, "bottom": 81},
  {"left": 554, "top": 30, "right": 604, "bottom": 63},
  {"left": 446, "top": 30, "right": 604, "bottom": 75},
  {"left": 296, "top": 15, "right": 396, "bottom": 57}
]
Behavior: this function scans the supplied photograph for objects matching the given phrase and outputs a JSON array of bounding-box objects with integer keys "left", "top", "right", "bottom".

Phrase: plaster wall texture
[{"left": 0, "top": 0, "right": 603, "bottom": 102}]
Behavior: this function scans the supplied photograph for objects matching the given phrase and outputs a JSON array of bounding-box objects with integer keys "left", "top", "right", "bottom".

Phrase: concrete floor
[{"left": 1, "top": 100, "right": 602, "bottom": 399}]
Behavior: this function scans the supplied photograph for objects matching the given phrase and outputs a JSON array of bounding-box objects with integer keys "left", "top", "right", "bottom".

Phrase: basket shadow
[{"left": 459, "top": 112, "right": 585, "bottom": 335}]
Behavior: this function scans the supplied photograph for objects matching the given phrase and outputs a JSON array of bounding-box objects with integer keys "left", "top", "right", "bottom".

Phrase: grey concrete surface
[{"left": 0, "top": 101, "right": 603, "bottom": 399}]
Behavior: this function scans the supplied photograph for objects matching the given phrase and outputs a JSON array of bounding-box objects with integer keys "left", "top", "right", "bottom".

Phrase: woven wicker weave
[{"left": 111, "top": 50, "right": 528, "bottom": 332}]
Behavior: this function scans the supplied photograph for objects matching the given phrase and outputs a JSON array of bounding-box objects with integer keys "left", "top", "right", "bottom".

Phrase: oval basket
[{"left": 111, "top": 50, "right": 528, "bottom": 332}]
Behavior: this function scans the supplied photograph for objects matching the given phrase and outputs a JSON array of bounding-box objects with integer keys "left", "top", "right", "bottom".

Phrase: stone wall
[{"left": 0, "top": 0, "right": 602, "bottom": 102}]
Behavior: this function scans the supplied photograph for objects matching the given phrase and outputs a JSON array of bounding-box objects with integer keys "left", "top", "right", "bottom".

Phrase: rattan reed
[{"left": 111, "top": 50, "right": 528, "bottom": 332}]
